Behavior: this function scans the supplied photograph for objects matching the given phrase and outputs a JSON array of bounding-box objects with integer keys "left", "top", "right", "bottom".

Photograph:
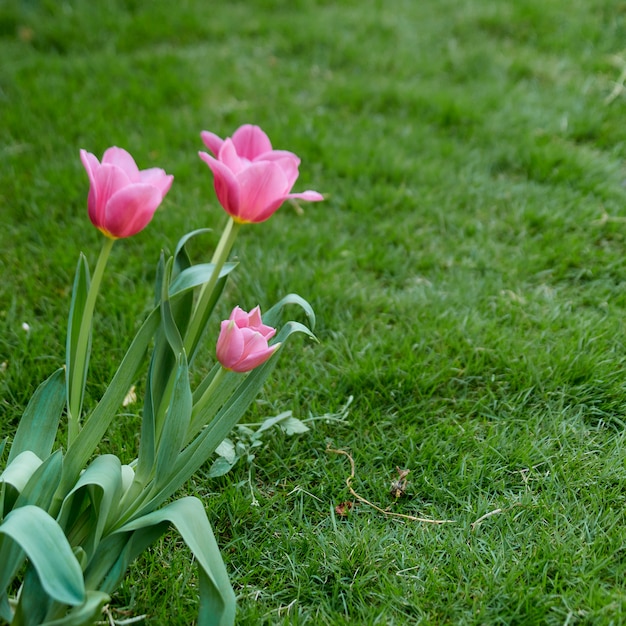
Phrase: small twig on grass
[
  {"left": 470, "top": 503, "right": 523, "bottom": 531},
  {"left": 326, "top": 445, "right": 454, "bottom": 525},
  {"left": 470, "top": 508, "right": 503, "bottom": 530},
  {"left": 97, "top": 605, "right": 147, "bottom": 625}
]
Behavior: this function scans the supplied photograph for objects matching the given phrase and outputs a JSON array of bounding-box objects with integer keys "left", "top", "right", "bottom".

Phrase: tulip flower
[
  {"left": 199, "top": 124, "right": 323, "bottom": 224},
  {"left": 216, "top": 306, "right": 279, "bottom": 372},
  {"left": 80, "top": 147, "right": 173, "bottom": 239}
]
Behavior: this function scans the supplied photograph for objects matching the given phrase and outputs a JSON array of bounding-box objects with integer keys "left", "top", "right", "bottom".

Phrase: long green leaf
[
  {"left": 0, "top": 592, "right": 11, "bottom": 623},
  {"left": 263, "top": 293, "right": 316, "bottom": 331},
  {"left": 58, "top": 455, "right": 123, "bottom": 558},
  {"left": 187, "top": 365, "right": 240, "bottom": 444},
  {"left": 117, "top": 497, "right": 235, "bottom": 626},
  {"left": 168, "top": 262, "right": 237, "bottom": 299},
  {"left": 65, "top": 253, "right": 91, "bottom": 427},
  {"left": 12, "top": 560, "right": 50, "bottom": 625},
  {"left": 173, "top": 228, "right": 213, "bottom": 264},
  {"left": 1, "top": 450, "right": 43, "bottom": 515},
  {"left": 154, "top": 354, "right": 192, "bottom": 491},
  {"left": 0, "top": 506, "right": 85, "bottom": 606},
  {"left": 14, "top": 450, "right": 63, "bottom": 511},
  {"left": 83, "top": 526, "right": 165, "bottom": 594},
  {"left": 55, "top": 307, "right": 161, "bottom": 512},
  {"left": 7, "top": 368, "right": 66, "bottom": 464},
  {"left": 42, "top": 591, "right": 110, "bottom": 626}
]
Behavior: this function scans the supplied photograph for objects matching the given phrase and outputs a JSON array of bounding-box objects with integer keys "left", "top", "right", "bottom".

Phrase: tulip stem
[
  {"left": 186, "top": 366, "right": 228, "bottom": 442},
  {"left": 68, "top": 236, "right": 115, "bottom": 446},
  {"left": 183, "top": 217, "right": 241, "bottom": 358}
]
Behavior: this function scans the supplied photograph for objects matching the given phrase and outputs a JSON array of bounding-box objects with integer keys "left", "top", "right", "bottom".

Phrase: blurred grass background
[{"left": 2, "top": 0, "right": 626, "bottom": 623}]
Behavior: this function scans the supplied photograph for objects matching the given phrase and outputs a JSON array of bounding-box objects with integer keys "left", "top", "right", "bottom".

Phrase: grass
[{"left": 2, "top": 0, "right": 626, "bottom": 623}]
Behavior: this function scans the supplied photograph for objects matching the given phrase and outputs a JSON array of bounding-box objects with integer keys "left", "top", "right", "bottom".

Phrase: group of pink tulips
[
  {"left": 80, "top": 124, "right": 323, "bottom": 373},
  {"left": 0, "top": 124, "right": 322, "bottom": 625}
]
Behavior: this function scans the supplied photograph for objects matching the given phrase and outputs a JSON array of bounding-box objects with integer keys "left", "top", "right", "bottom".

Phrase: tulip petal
[
  {"left": 247, "top": 306, "right": 263, "bottom": 328},
  {"left": 235, "top": 344, "right": 277, "bottom": 372},
  {"left": 246, "top": 307, "right": 275, "bottom": 339},
  {"left": 231, "top": 124, "right": 273, "bottom": 160},
  {"left": 101, "top": 147, "right": 140, "bottom": 182},
  {"left": 90, "top": 164, "right": 132, "bottom": 231},
  {"left": 229, "top": 306, "right": 248, "bottom": 326},
  {"left": 216, "top": 321, "right": 245, "bottom": 369},
  {"left": 237, "top": 161, "right": 289, "bottom": 223},
  {"left": 259, "top": 153, "right": 301, "bottom": 188},
  {"left": 218, "top": 139, "right": 249, "bottom": 174},
  {"left": 79, "top": 150, "right": 100, "bottom": 188},
  {"left": 139, "top": 168, "right": 174, "bottom": 197},
  {"left": 200, "top": 130, "right": 224, "bottom": 157},
  {"left": 104, "top": 184, "right": 163, "bottom": 238},
  {"left": 199, "top": 151, "right": 241, "bottom": 218},
  {"left": 286, "top": 190, "right": 325, "bottom": 203}
]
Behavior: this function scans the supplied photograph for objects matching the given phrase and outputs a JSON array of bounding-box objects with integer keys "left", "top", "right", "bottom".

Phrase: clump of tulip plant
[{"left": 0, "top": 124, "right": 323, "bottom": 625}]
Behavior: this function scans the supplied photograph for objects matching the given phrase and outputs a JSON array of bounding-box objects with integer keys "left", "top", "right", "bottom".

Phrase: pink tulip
[
  {"left": 199, "top": 124, "right": 323, "bottom": 224},
  {"left": 216, "top": 306, "right": 279, "bottom": 372},
  {"left": 80, "top": 147, "right": 173, "bottom": 239}
]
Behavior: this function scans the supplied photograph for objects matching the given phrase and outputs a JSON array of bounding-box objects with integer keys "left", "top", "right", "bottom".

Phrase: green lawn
[{"left": 2, "top": 0, "right": 626, "bottom": 623}]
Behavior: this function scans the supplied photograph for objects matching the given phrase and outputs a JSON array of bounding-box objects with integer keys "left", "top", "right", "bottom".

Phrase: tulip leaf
[
  {"left": 11, "top": 560, "right": 50, "bottom": 624},
  {"left": 154, "top": 353, "right": 192, "bottom": 491},
  {"left": 117, "top": 497, "right": 235, "bottom": 626},
  {"left": 1, "top": 450, "right": 43, "bottom": 515},
  {"left": 263, "top": 293, "right": 316, "bottom": 332},
  {"left": 153, "top": 251, "right": 166, "bottom": 308},
  {"left": 7, "top": 368, "right": 66, "bottom": 464},
  {"left": 83, "top": 527, "right": 163, "bottom": 595},
  {"left": 174, "top": 228, "right": 213, "bottom": 264},
  {"left": 169, "top": 262, "right": 237, "bottom": 299},
  {"left": 66, "top": 253, "right": 91, "bottom": 425},
  {"left": 187, "top": 365, "right": 240, "bottom": 444},
  {"left": 58, "top": 455, "right": 123, "bottom": 558},
  {"left": 14, "top": 450, "right": 63, "bottom": 511},
  {"left": 0, "top": 505, "right": 85, "bottom": 606},
  {"left": 41, "top": 590, "right": 110, "bottom": 626},
  {"left": 57, "top": 306, "right": 161, "bottom": 510},
  {"left": 160, "top": 257, "right": 184, "bottom": 357}
]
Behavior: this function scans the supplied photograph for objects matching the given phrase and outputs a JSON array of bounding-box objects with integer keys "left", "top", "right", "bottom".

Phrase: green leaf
[
  {"left": 153, "top": 251, "right": 166, "bottom": 309},
  {"left": 174, "top": 228, "right": 213, "bottom": 264},
  {"left": 160, "top": 257, "right": 184, "bottom": 356},
  {"left": 263, "top": 293, "right": 316, "bottom": 332},
  {"left": 42, "top": 591, "right": 110, "bottom": 625},
  {"left": 56, "top": 306, "right": 161, "bottom": 511},
  {"left": 12, "top": 560, "right": 50, "bottom": 624},
  {"left": 154, "top": 353, "right": 192, "bottom": 491},
  {"left": 207, "top": 456, "right": 238, "bottom": 478},
  {"left": 58, "top": 455, "right": 124, "bottom": 558},
  {"left": 187, "top": 365, "right": 240, "bottom": 444},
  {"left": 214, "top": 438, "right": 236, "bottom": 462},
  {"left": 14, "top": 450, "right": 63, "bottom": 511},
  {"left": 66, "top": 253, "right": 91, "bottom": 424},
  {"left": 7, "top": 368, "right": 66, "bottom": 464},
  {"left": 256, "top": 411, "right": 310, "bottom": 436},
  {"left": 83, "top": 527, "right": 164, "bottom": 595},
  {"left": 1, "top": 450, "right": 43, "bottom": 515},
  {"left": 279, "top": 416, "right": 310, "bottom": 435},
  {"left": 0, "top": 506, "right": 85, "bottom": 606},
  {"left": 118, "top": 498, "right": 235, "bottom": 626},
  {"left": 169, "top": 262, "right": 237, "bottom": 299}
]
